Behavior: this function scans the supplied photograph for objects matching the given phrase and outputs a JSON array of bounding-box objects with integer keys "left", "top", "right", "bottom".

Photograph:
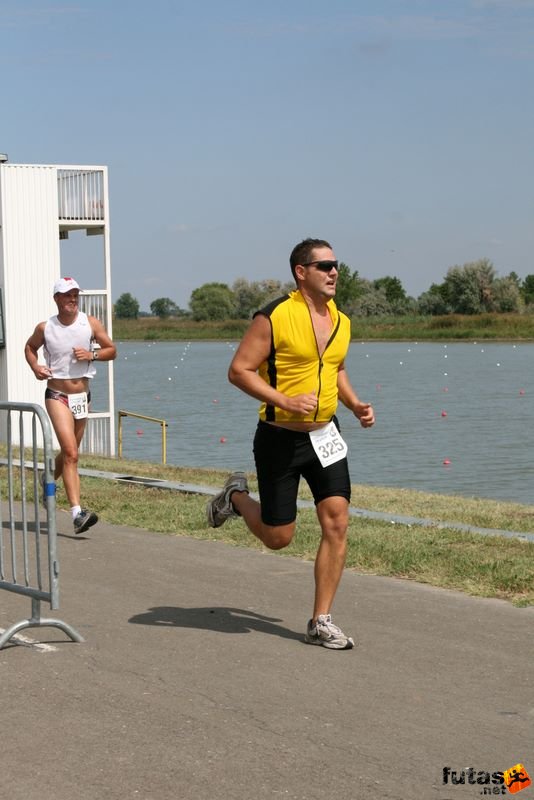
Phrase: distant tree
[
  {"left": 114, "top": 292, "right": 140, "bottom": 319},
  {"left": 492, "top": 276, "right": 523, "bottom": 313},
  {"left": 391, "top": 295, "right": 418, "bottom": 315},
  {"left": 352, "top": 281, "right": 392, "bottom": 316},
  {"left": 373, "top": 275, "right": 406, "bottom": 304},
  {"left": 417, "top": 283, "right": 451, "bottom": 315},
  {"left": 150, "top": 297, "right": 179, "bottom": 318},
  {"left": 232, "top": 278, "right": 294, "bottom": 318},
  {"left": 257, "top": 278, "right": 295, "bottom": 304},
  {"left": 189, "top": 282, "right": 237, "bottom": 321},
  {"left": 442, "top": 259, "right": 497, "bottom": 314},
  {"left": 521, "top": 274, "right": 534, "bottom": 305},
  {"left": 232, "top": 279, "right": 266, "bottom": 319},
  {"left": 335, "top": 263, "right": 363, "bottom": 315}
]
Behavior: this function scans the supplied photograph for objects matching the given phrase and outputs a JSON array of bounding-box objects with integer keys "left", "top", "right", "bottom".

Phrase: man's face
[
  {"left": 55, "top": 289, "right": 80, "bottom": 313},
  {"left": 297, "top": 246, "right": 338, "bottom": 298}
]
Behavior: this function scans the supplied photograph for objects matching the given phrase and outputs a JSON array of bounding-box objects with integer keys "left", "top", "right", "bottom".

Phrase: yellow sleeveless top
[{"left": 254, "top": 290, "right": 351, "bottom": 423}]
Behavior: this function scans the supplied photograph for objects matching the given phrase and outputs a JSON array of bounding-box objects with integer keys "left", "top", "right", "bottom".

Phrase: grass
[
  {"left": 77, "top": 454, "right": 534, "bottom": 535},
  {"left": 350, "top": 312, "right": 534, "bottom": 341},
  {"left": 112, "top": 313, "right": 534, "bottom": 342},
  {"left": 113, "top": 317, "right": 249, "bottom": 341},
  {"left": 42, "top": 455, "right": 534, "bottom": 607}
]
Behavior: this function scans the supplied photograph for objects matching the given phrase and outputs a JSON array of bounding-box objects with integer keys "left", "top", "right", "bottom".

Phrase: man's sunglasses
[{"left": 302, "top": 260, "right": 339, "bottom": 272}]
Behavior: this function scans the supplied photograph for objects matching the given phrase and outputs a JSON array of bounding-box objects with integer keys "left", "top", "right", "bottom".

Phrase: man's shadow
[
  {"left": 1, "top": 518, "right": 88, "bottom": 540},
  {"left": 129, "top": 606, "right": 303, "bottom": 643}
]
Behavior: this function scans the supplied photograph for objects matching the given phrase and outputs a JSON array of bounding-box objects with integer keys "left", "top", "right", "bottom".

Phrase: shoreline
[
  {"left": 112, "top": 311, "right": 534, "bottom": 343},
  {"left": 114, "top": 336, "right": 534, "bottom": 344}
]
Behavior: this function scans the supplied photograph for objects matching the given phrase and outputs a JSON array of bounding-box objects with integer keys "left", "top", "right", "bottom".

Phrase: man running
[
  {"left": 207, "top": 238, "right": 375, "bottom": 649},
  {"left": 25, "top": 277, "right": 116, "bottom": 534}
]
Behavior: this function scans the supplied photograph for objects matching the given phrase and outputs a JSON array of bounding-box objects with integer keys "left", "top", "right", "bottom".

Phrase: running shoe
[
  {"left": 304, "top": 614, "right": 355, "bottom": 650},
  {"left": 206, "top": 471, "right": 249, "bottom": 528},
  {"left": 73, "top": 509, "right": 98, "bottom": 535}
]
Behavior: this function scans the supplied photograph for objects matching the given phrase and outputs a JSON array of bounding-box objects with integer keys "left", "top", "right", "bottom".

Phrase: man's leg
[
  {"left": 45, "top": 399, "right": 85, "bottom": 507},
  {"left": 235, "top": 487, "right": 354, "bottom": 649},
  {"left": 45, "top": 399, "right": 97, "bottom": 534},
  {"left": 52, "top": 419, "right": 87, "bottom": 486},
  {"left": 302, "top": 495, "right": 354, "bottom": 649},
  {"left": 230, "top": 491, "right": 295, "bottom": 550},
  {"left": 313, "top": 495, "right": 350, "bottom": 620},
  {"left": 209, "top": 422, "right": 299, "bottom": 549}
]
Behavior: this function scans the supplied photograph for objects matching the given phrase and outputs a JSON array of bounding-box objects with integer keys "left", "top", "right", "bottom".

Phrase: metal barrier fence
[{"left": 0, "top": 402, "right": 83, "bottom": 649}]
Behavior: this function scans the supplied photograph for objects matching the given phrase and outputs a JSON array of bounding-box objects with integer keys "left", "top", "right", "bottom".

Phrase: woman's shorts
[{"left": 253, "top": 418, "right": 351, "bottom": 526}]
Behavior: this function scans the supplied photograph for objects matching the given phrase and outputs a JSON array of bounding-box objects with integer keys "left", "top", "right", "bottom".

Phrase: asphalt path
[{"left": 1, "top": 512, "right": 533, "bottom": 800}]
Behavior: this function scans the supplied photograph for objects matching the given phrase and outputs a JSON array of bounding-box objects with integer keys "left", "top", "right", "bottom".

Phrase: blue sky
[{"left": 2, "top": 0, "right": 533, "bottom": 311}]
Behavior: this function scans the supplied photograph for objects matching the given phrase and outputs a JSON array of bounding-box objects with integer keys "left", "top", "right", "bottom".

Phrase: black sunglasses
[{"left": 302, "top": 260, "right": 339, "bottom": 272}]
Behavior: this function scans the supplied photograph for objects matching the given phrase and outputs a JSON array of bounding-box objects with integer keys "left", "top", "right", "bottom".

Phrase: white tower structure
[{"left": 0, "top": 160, "right": 115, "bottom": 455}]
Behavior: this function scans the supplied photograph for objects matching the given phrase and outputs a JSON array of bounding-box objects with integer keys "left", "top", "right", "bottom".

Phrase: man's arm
[
  {"left": 228, "top": 314, "right": 318, "bottom": 416},
  {"left": 337, "top": 365, "right": 375, "bottom": 428},
  {"left": 90, "top": 317, "right": 117, "bottom": 361},
  {"left": 72, "top": 316, "right": 117, "bottom": 363},
  {"left": 24, "top": 323, "right": 52, "bottom": 381}
]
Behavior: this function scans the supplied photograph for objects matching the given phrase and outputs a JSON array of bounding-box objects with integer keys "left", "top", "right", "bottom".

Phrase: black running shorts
[{"left": 253, "top": 418, "right": 351, "bottom": 526}]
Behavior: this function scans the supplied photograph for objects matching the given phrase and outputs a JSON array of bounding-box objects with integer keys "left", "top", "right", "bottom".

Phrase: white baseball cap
[{"left": 53, "top": 277, "right": 81, "bottom": 295}]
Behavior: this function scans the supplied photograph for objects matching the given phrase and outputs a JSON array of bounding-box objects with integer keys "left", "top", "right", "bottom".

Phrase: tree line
[{"left": 114, "top": 259, "right": 534, "bottom": 320}]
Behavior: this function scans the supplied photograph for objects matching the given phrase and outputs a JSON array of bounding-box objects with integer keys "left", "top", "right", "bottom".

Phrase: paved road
[{"left": 1, "top": 512, "right": 532, "bottom": 800}]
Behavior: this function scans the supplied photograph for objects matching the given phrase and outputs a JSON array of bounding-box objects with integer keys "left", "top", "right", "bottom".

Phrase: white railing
[
  {"left": 79, "top": 291, "right": 109, "bottom": 329},
  {"left": 57, "top": 169, "right": 105, "bottom": 221},
  {"left": 79, "top": 413, "right": 113, "bottom": 457}
]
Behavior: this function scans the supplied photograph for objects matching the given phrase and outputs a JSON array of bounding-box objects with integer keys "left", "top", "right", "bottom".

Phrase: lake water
[{"left": 96, "top": 340, "right": 533, "bottom": 505}]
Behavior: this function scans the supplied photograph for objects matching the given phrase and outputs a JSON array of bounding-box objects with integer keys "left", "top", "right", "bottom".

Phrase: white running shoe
[{"left": 304, "top": 614, "right": 355, "bottom": 650}]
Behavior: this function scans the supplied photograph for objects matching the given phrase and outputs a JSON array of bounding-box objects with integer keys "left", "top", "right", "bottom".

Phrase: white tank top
[{"left": 44, "top": 312, "right": 97, "bottom": 380}]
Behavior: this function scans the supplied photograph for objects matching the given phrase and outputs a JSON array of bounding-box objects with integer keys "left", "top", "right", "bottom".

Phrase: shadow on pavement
[
  {"left": 128, "top": 605, "right": 303, "bottom": 642},
  {"left": 1, "top": 518, "right": 89, "bottom": 540}
]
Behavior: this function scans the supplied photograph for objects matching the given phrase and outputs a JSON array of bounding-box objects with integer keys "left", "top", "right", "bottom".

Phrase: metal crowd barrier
[{"left": 0, "top": 402, "right": 83, "bottom": 649}]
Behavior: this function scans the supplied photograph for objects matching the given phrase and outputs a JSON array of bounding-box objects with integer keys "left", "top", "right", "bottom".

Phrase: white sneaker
[{"left": 304, "top": 614, "right": 355, "bottom": 650}]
